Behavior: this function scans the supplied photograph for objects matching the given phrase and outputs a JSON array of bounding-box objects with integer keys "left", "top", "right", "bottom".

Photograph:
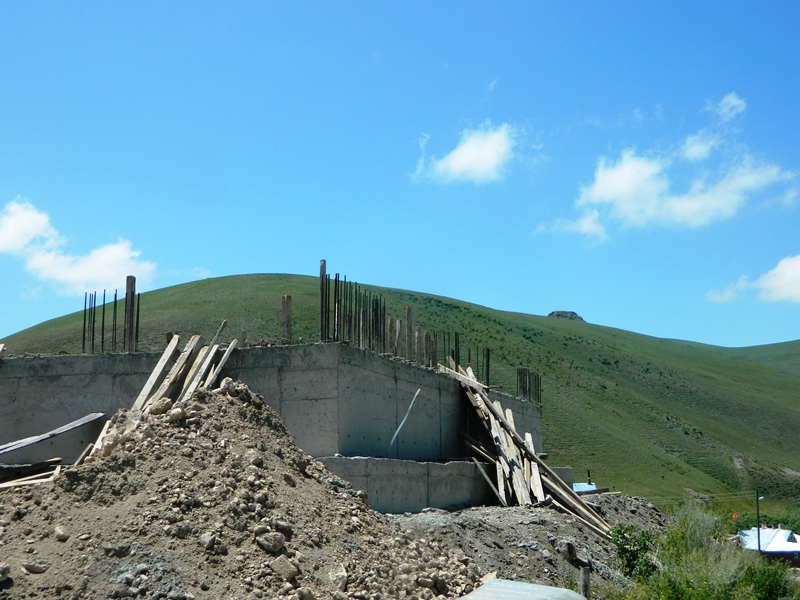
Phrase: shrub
[{"left": 609, "top": 524, "right": 657, "bottom": 581}]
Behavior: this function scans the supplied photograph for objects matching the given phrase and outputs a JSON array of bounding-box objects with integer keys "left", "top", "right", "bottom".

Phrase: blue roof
[
  {"left": 739, "top": 527, "right": 800, "bottom": 553},
  {"left": 573, "top": 482, "right": 597, "bottom": 493}
]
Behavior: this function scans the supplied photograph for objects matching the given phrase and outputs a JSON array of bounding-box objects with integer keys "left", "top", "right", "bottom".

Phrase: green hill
[{"left": 3, "top": 273, "right": 800, "bottom": 512}]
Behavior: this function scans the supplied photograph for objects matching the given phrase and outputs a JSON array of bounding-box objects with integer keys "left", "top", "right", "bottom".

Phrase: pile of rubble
[{"left": 0, "top": 379, "right": 666, "bottom": 599}]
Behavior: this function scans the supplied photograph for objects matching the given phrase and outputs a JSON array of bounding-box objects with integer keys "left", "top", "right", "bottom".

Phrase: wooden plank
[
  {"left": 131, "top": 334, "right": 181, "bottom": 411},
  {"left": 525, "top": 432, "right": 546, "bottom": 502},
  {"left": 471, "top": 458, "right": 507, "bottom": 507},
  {"left": 204, "top": 339, "right": 238, "bottom": 390},
  {"left": 463, "top": 437, "right": 497, "bottom": 464},
  {"left": 437, "top": 364, "right": 489, "bottom": 391},
  {"left": 1, "top": 466, "right": 58, "bottom": 484},
  {"left": 183, "top": 345, "right": 209, "bottom": 390},
  {"left": 0, "top": 413, "right": 105, "bottom": 454},
  {"left": 495, "top": 457, "right": 507, "bottom": 506},
  {"left": 180, "top": 344, "right": 217, "bottom": 402},
  {"left": 487, "top": 414, "right": 511, "bottom": 479},
  {"left": 463, "top": 386, "right": 490, "bottom": 421},
  {"left": 74, "top": 443, "right": 94, "bottom": 467},
  {"left": 179, "top": 320, "right": 227, "bottom": 403},
  {"left": 143, "top": 334, "right": 204, "bottom": 409},
  {"left": 89, "top": 419, "right": 113, "bottom": 458},
  {"left": 502, "top": 405, "right": 532, "bottom": 506},
  {"left": 549, "top": 496, "right": 610, "bottom": 539},
  {"left": 0, "top": 458, "right": 62, "bottom": 484},
  {"left": 0, "top": 465, "right": 60, "bottom": 491}
]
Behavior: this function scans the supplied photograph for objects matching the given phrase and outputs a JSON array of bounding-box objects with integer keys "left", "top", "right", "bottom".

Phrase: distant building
[{"left": 738, "top": 527, "right": 800, "bottom": 567}]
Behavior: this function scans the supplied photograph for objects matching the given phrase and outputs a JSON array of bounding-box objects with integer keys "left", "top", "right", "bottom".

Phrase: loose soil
[{"left": 0, "top": 380, "right": 667, "bottom": 599}]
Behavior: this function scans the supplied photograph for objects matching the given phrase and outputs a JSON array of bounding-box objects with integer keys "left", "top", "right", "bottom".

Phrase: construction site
[{"left": 0, "top": 264, "right": 668, "bottom": 599}]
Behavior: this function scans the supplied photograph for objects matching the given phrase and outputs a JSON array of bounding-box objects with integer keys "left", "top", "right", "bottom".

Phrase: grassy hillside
[{"left": 3, "top": 273, "right": 800, "bottom": 512}]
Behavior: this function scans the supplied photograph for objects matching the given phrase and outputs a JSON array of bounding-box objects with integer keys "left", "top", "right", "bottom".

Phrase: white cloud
[
  {"left": 414, "top": 122, "right": 516, "bottom": 184},
  {"left": 665, "top": 155, "right": 793, "bottom": 227},
  {"left": 706, "top": 277, "right": 750, "bottom": 303},
  {"left": 681, "top": 132, "right": 720, "bottom": 161},
  {"left": 0, "top": 198, "right": 59, "bottom": 253},
  {"left": 708, "top": 255, "right": 800, "bottom": 304},
  {"left": 0, "top": 198, "right": 156, "bottom": 296},
  {"left": 560, "top": 93, "right": 796, "bottom": 240},
  {"left": 710, "top": 92, "right": 746, "bottom": 123},
  {"left": 577, "top": 150, "right": 670, "bottom": 228},
  {"left": 753, "top": 254, "right": 800, "bottom": 302},
  {"left": 552, "top": 208, "right": 608, "bottom": 242}
]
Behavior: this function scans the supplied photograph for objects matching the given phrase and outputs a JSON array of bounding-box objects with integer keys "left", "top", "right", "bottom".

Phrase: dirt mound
[{"left": 0, "top": 380, "right": 664, "bottom": 599}]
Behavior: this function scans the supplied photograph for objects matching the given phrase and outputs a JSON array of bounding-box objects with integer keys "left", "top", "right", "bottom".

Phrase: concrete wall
[
  {"left": 0, "top": 344, "right": 543, "bottom": 463},
  {"left": 319, "top": 457, "right": 495, "bottom": 513},
  {"left": 0, "top": 353, "right": 160, "bottom": 445},
  {"left": 223, "top": 344, "right": 541, "bottom": 460}
]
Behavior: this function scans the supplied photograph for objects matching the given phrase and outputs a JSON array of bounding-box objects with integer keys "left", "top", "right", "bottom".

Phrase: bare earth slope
[{"left": 0, "top": 381, "right": 665, "bottom": 599}]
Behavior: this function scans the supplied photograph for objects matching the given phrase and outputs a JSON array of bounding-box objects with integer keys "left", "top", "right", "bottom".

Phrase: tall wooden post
[
  {"left": 82, "top": 292, "right": 87, "bottom": 353},
  {"left": 395, "top": 319, "right": 402, "bottom": 359},
  {"left": 405, "top": 307, "right": 412, "bottom": 360},
  {"left": 359, "top": 308, "right": 366, "bottom": 349},
  {"left": 319, "top": 260, "right": 327, "bottom": 342},
  {"left": 282, "top": 295, "right": 292, "bottom": 345},
  {"left": 100, "top": 290, "right": 106, "bottom": 354},
  {"left": 123, "top": 276, "right": 136, "bottom": 353}
]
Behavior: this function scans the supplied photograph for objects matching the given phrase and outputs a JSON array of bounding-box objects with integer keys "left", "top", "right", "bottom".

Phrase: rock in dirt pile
[{"left": 0, "top": 379, "right": 666, "bottom": 599}]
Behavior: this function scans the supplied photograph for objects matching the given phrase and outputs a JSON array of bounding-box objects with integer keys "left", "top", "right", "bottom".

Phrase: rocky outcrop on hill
[
  {"left": 0, "top": 381, "right": 664, "bottom": 599},
  {"left": 547, "top": 311, "right": 585, "bottom": 322}
]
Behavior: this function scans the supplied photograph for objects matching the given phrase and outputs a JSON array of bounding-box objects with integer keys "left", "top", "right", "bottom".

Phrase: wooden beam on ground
[
  {"left": 549, "top": 496, "right": 610, "bottom": 539},
  {"left": 131, "top": 334, "right": 181, "bottom": 411},
  {"left": 0, "top": 458, "right": 62, "bottom": 484},
  {"left": 0, "top": 465, "right": 61, "bottom": 491}
]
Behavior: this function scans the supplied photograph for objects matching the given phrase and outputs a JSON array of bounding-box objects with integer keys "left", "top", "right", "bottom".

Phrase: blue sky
[{"left": 1, "top": 2, "right": 799, "bottom": 348}]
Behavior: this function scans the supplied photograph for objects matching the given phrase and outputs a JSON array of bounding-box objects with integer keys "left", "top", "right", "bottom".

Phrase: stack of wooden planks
[
  {"left": 439, "top": 361, "right": 611, "bottom": 538},
  {"left": 90, "top": 322, "right": 238, "bottom": 460},
  {"left": 131, "top": 321, "right": 237, "bottom": 413}
]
